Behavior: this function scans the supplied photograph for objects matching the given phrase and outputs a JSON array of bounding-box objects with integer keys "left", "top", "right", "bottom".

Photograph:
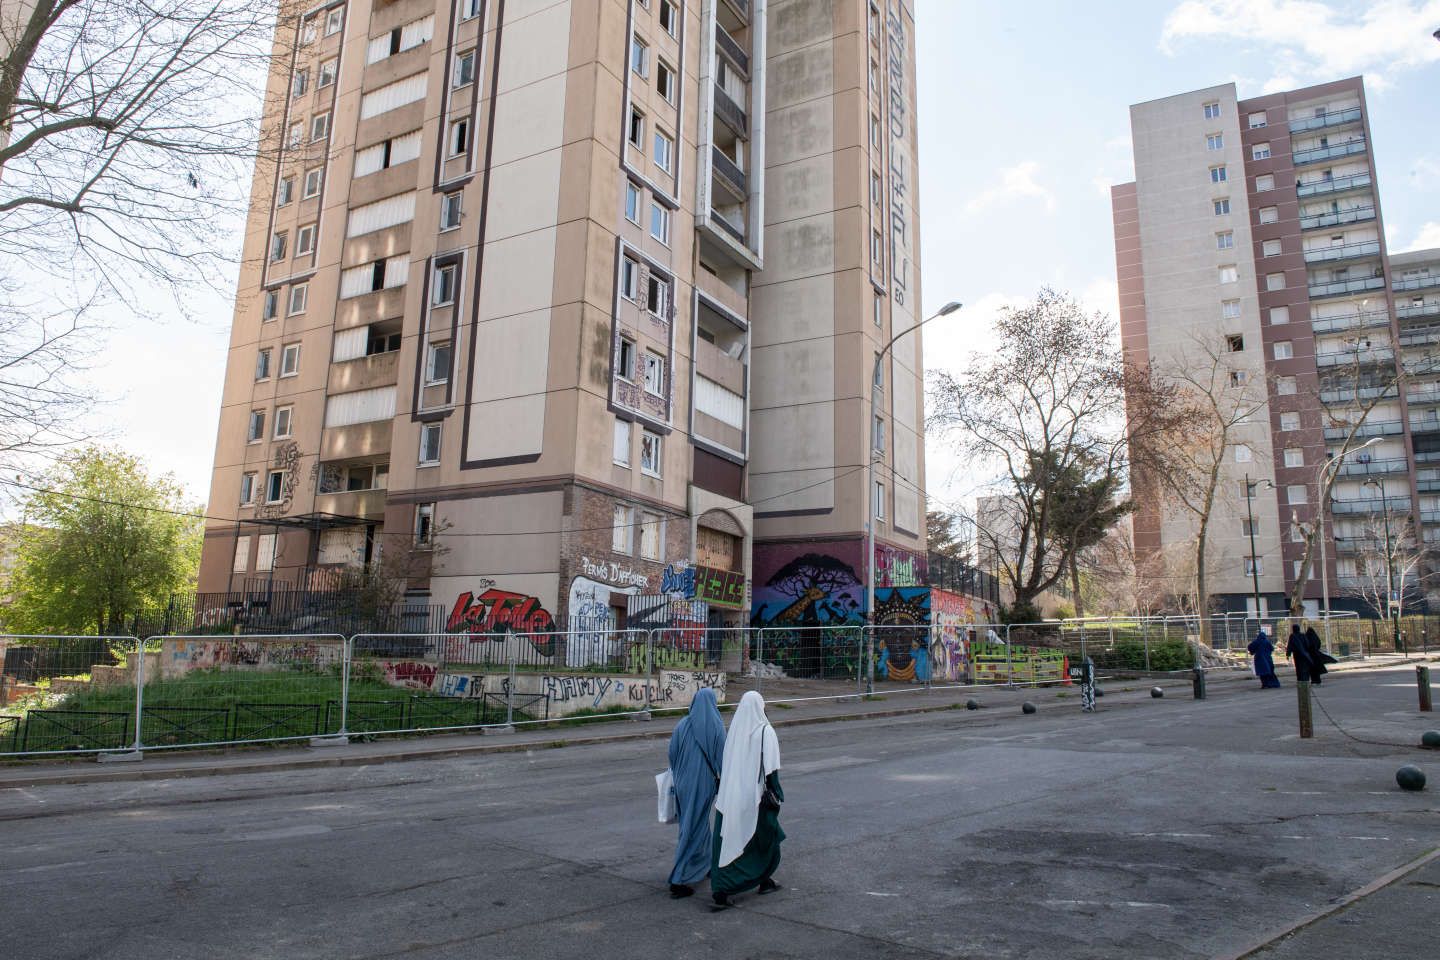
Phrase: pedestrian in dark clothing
[
  {"left": 1286, "top": 623, "right": 1315, "bottom": 682},
  {"left": 1248, "top": 628, "right": 1280, "bottom": 688},
  {"left": 1303, "top": 623, "right": 1334, "bottom": 684}
]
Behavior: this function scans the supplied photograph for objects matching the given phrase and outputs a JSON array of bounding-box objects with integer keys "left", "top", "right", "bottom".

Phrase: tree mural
[{"left": 761, "top": 553, "right": 862, "bottom": 626}]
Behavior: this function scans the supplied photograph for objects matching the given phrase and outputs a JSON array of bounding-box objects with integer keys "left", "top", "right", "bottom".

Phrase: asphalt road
[{"left": 1, "top": 666, "right": 1435, "bottom": 959}]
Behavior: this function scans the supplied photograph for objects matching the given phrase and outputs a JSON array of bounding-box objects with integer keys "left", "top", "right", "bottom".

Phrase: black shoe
[
  {"left": 669, "top": 883, "right": 694, "bottom": 899},
  {"left": 711, "top": 891, "right": 731, "bottom": 910},
  {"left": 758, "top": 879, "right": 781, "bottom": 895}
]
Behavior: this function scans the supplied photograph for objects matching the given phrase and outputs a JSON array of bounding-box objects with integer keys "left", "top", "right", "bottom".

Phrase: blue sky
[{"left": 61, "top": 0, "right": 1440, "bottom": 516}]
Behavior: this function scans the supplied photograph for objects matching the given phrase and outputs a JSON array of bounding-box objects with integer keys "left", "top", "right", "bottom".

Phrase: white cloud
[
  {"left": 1160, "top": 0, "right": 1440, "bottom": 89},
  {"left": 964, "top": 161, "right": 1056, "bottom": 215},
  {"left": 1398, "top": 221, "right": 1440, "bottom": 252}
]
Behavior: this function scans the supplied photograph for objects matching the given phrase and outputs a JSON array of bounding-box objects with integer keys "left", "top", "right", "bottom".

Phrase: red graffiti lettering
[
  {"left": 447, "top": 589, "right": 557, "bottom": 655},
  {"left": 387, "top": 661, "right": 437, "bottom": 688}
]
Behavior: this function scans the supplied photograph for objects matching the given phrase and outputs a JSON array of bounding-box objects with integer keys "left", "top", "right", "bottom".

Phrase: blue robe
[
  {"left": 1248, "top": 631, "right": 1280, "bottom": 688},
  {"left": 668, "top": 688, "right": 726, "bottom": 886}
]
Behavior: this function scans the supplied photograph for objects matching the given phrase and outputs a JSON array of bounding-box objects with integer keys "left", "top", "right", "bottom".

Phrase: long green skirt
[{"left": 711, "top": 772, "right": 785, "bottom": 894}]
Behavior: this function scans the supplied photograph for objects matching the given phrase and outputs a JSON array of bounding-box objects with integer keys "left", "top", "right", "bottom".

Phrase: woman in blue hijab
[
  {"left": 1248, "top": 627, "right": 1280, "bottom": 688},
  {"left": 667, "top": 687, "right": 726, "bottom": 898}
]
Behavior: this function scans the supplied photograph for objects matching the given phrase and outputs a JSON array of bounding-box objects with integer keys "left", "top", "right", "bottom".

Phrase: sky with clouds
[{"left": 46, "top": 0, "right": 1440, "bottom": 525}]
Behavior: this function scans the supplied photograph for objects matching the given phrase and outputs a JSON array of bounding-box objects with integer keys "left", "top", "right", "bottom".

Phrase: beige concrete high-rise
[{"left": 198, "top": 0, "right": 928, "bottom": 634}]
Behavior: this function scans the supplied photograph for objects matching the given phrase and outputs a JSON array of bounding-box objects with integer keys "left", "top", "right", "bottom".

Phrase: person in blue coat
[
  {"left": 667, "top": 687, "right": 726, "bottom": 898},
  {"left": 1248, "top": 628, "right": 1280, "bottom": 688}
]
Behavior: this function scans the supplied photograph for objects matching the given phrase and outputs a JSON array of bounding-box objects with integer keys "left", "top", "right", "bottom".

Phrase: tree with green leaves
[{"left": 4, "top": 447, "right": 202, "bottom": 636}]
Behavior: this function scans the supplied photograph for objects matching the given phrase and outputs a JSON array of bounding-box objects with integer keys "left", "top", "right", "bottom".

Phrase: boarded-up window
[
  {"left": 359, "top": 73, "right": 427, "bottom": 119},
  {"left": 347, "top": 193, "right": 416, "bottom": 238},
  {"left": 325, "top": 386, "right": 398, "bottom": 427}
]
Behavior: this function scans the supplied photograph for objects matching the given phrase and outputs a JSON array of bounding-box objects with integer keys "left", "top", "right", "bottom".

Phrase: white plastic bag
[{"left": 656, "top": 769, "right": 678, "bottom": 823}]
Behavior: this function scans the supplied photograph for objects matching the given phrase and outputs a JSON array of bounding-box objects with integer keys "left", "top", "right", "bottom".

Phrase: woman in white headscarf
[{"left": 710, "top": 690, "right": 784, "bottom": 908}]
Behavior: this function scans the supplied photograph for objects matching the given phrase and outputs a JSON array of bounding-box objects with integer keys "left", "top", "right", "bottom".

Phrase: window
[
  {"left": 255, "top": 349, "right": 272, "bottom": 380},
  {"left": 1249, "top": 111, "right": 1267, "bottom": 128},
  {"left": 432, "top": 263, "right": 457, "bottom": 305},
  {"left": 625, "top": 181, "right": 641, "bottom": 224},
  {"left": 1278, "top": 375, "right": 1297, "bottom": 395},
  {"left": 612, "top": 504, "right": 633, "bottom": 552},
  {"left": 1213, "top": 198, "right": 1230, "bottom": 215},
  {"left": 646, "top": 274, "right": 669, "bottom": 317},
  {"left": 873, "top": 480, "right": 886, "bottom": 519},
  {"left": 303, "top": 167, "right": 323, "bottom": 199},
  {"left": 650, "top": 203, "right": 670, "bottom": 244},
  {"left": 1203, "top": 101, "right": 1221, "bottom": 119},
  {"left": 310, "top": 112, "right": 330, "bottom": 141},
  {"left": 1252, "top": 142, "right": 1272, "bottom": 161},
  {"left": 1222, "top": 299, "right": 1241, "bottom": 319},
  {"left": 1262, "top": 238, "right": 1282, "bottom": 257},
  {"left": 873, "top": 415, "right": 885, "bottom": 452},
  {"left": 653, "top": 130, "right": 673, "bottom": 172},
  {"left": 874, "top": 295, "right": 883, "bottom": 327},
  {"left": 1219, "top": 265, "right": 1238, "bottom": 284},
  {"left": 425, "top": 342, "right": 452, "bottom": 384},
  {"left": 873, "top": 353, "right": 884, "bottom": 388},
  {"left": 1270, "top": 306, "right": 1290, "bottom": 325},
  {"left": 640, "top": 433, "right": 662, "bottom": 479},
  {"left": 240, "top": 472, "right": 257, "bottom": 505},
  {"left": 617, "top": 337, "right": 636, "bottom": 379},
  {"left": 1285, "top": 447, "right": 1304, "bottom": 468},
  {"left": 1206, "top": 132, "right": 1223, "bottom": 151},
  {"left": 620, "top": 256, "right": 638, "bottom": 301},
  {"left": 1235, "top": 443, "right": 1252, "bottom": 463},
  {"left": 613, "top": 419, "right": 632, "bottom": 466},
  {"left": 660, "top": 0, "right": 677, "bottom": 37},
  {"left": 288, "top": 283, "right": 308, "bottom": 315},
  {"left": 296, "top": 224, "right": 316, "bottom": 257},
  {"left": 419, "top": 423, "right": 442, "bottom": 464},
  {"left": 449, "top": 118, "right": 469, "bottom": 157},
  {"left": 870, "top": 58, "right": 880, "bottom": 93},
  {"left": 366, "top": 330, "right": 402, "bottom": 355},
  {"left": 1256, "top": 173, "right": 1275, "bottom": 191},
  {"left": 631, "top": 35, "right": 648, "bottom": 76},
  {"left": 287, "top": 122, "right": 303, "bottom": 149},
  {"left": 643, "top": 351, "right": 665, "bottom": 396},
  {"left": 453, "top": 49, "right": 476, "bottom": 87},
  {"left": 277, "top": 177, "right": 294, "bottom": 207},
  {"left": 872, "top": 230, "right": 883, "bottom": 265},
  {"left": 266, "top": 470, "right": 284, "bottom": 503},
  {"left": 1273, "top": 340, "right": 1293, "bottom": 360},
  {"left": 1244, "top": 557, "right": 1263, "bottom": 576},
  {"left": 656, "top": 60, "right": 675, "bottom": 103},
  {"left": 262, "top": 290, "right": 279, "bottom": 321},
  {"left": 270, "top": 232, "right": 287, "bottom": 262},
  {"left": 639, "top": 511, "right": 662, "bottom": 558},
  {"left": 1229, "top": 370, "right": 1247, "bottom": 386},
  {"left": 440, "top": 192, "right": 462, "bottom": 230},
  {"left": 870, "top": 114, "right": 881, "bottom": 147},
  {"left": 318, "top": 58, "right": 337, "bottom": 88},
  {"left": 292, "top": 70, "right": 308, "bottom": 98},
  {"left": 273, "top": 406, "right": 293, "bottom": 439},
  {"left": 1225, "top": 334, "right": 1244, "bottom": 352},
  {"left": 628, "top": 107, "right": 645, "bottom": 148},
  {"left": 1266, "top": 272, "right": 1286, "bottom": 291},
  {"left": 1242, "top": 518, "right": 1258, "bottom": 537},
  {"left": 325, "top": 7, "right": 343, "bottom": 35},
  {"left": 1259, "top": 206, "right": 1279, "bottom": 224},
  {"left": 1216, "top": 230, "right": 1234, "bottom": 250},
  {"left": 1210, "top": 165, "right": 1228, "bottom": 183},
  {"left": 280, "top": 343, "right": 300, "bottom": 377},
  {"left": 233, "top": 536, "right": 251, "bottom": 573},
  {"left": 1281, "top": 411, "right": 1300, "bottom": 431},
  {"left": 415, "top": 503, "right": 435, "bottom": 546},
  {"left": 1287, "top": 484, "right": 1308, "bottom": 505},
  {"left": 463, "top": 0, "right": 482, "bottom": 20},
  {"left": 872, "top": 171, "right": 883, "bottom": 206}
]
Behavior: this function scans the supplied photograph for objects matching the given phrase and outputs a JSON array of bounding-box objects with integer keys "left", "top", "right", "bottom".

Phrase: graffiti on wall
[
  {"left": 447, "top": 585, "right": 557, "bottom": 657},
  {"left": 750, "top": 542, "right": 865, "bottom": 678},
  {"left": 874, "top": 544, "right": 926, "bottom": 588},
  {"left": 929, "top": 588, "right": 972, "bottom": 682},
  {"left": 972, "top": 643, "right": 1068, "bottom": 685},
  {"left": 566, "top": 575, "right": 642, "bottom": 668},
  {"left": 873, "top": 587, "right": 931, "bottom": 682},
  {"left": 162, "top": 638, "right": 343, "bottom": 678}
]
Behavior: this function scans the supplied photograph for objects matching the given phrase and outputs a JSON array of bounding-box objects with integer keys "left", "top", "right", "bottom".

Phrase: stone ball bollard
[
  {"left": 965, "top": 698, "right": 980, "bottom": 710},
  {"left": 1151, "top": 687, "right": 1165, "bottom": 699},
  {"left": 1022, "top": 701, "right": 1037, "bottom": 715},
  {"left": 1420, "top": 730, "right": 1440, "bottom": 749},
  {"left": 1396, "top": 765, "right": 1427, "bottom": 791}
]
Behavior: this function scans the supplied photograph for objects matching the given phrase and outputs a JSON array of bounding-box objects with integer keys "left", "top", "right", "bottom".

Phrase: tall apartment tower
[
  {"left": 198, "top": 0, "right": 928, "bottom": 634},
  {"left": 1115, "top": 77, "right": 1440, "bottom": 617}
]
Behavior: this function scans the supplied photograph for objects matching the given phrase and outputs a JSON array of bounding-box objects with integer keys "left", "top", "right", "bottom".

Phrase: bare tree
[
  {"left": 0, "top": 0, "right": 285, "bottom": 463},
  {"left": 1341, "top": 515, "right": 1427, "bottom": 620},
  {"left": 1129, "top": 332, "right": 1268, "bottom": 641},
  {"left": 929, "top": 289, "right": 1131, "bottom": 618}
]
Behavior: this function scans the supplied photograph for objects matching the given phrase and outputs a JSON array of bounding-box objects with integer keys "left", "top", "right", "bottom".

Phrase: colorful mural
[
  {"left": 929, "top": 588, "right": 973, "bottom": 682},
  {"left": 873, "top": 587, "right": 931, "bottom": 681},
  {"left": 750, "top": 541, "right": 866, "bottom": 679},
  {"left": 447, "top": 586, "right": 558, "bottom": 657},
  {"left": 874, "top": 543, "right": 927, "bottom": 588},
  {"left": 971, "top": 643, "right": 1068, "bottom": 685}
]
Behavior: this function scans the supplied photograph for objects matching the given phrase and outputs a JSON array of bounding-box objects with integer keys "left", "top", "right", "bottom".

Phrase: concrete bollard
[
  {"left": 1418, "top": 665, "right": 1433, "bottom": 713},
  {"left": 1192, "top": 667, "right": 1207, "bottom": 700}
]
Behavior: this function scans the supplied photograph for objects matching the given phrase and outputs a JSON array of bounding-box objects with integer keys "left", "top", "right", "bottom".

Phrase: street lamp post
[
  {"left": 1315, "top": 436, "right": 1382, "bottom": 648},
  {"left": 1364, "top": 476, "right": 1401, "bottom": 652},
  {"left": 1244, "top": 474, "right": 1274, "bottom": 626},
  {"left": 865, "top": 300, "right": 961, "bottom": 692}
]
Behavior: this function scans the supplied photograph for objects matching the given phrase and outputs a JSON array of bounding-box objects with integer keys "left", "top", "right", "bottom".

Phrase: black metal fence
[{"left": 125, "top": 591, "right": 449, "bottom": 640}]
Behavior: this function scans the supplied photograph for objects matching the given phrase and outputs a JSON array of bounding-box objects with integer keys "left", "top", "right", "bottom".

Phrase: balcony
[
  {"left": 1304, "top": 240, "right": 1381, "bottom": 265},
  {"left": 314, "top": 488, "right": 387, "bottom": 519},
  {"left": 1393, "top": 274, "right": 1440, "bottom": 293},
  {"left": 713, "top": 83, "right": 748, "bottom": 138},
  {"left": 1300, "top": 206, "right": 1375, "bottom": 230},
  {"left": 695, "top": 337, "right": 746, "bottom": 396},
  {"left": 1399, "top": 326, "right": 1440, "bottom": 348},
  {"left": 1330, "top": 495, "right": 1411, "bottom": 515},
  {"left": 328, "top": 350, "right": 400, "bottom": 394},
  {"left": 1320, "top": 384, "right": 1396, "bottom": 403},
  {"left": 1323, "top": 419, "right": 1403, "bottom": 441},
  {"left": 1420, "top": 470, "right": 1440, "bottom": 493},
  {"left": 1398, "top": 301, "right": 1440, "bottom": 321},
  {"left": 1296, "top": 171, "right": 1372, "bottom": 198},
  {"left": 711, "top": 145, "right": 746, "bottom": 200},
  {"left": 1315, "top": 345, "right": 1393, "bottom": 367},
  {"left": 711, "top": 207, "right": 745, "bottom": 242},
  {"left": 1403, "top": 354, "right": 1440, "bottom": 378},
  {"left": 1293, "top": 138, "right": 1368, "bottom": 166},
  {"left": 1311, "top": 310, "right": 1391, "bottom": 335},
  {"left": 1412, "top": 416, "right": 1440, "bottom": 434},
  {"left": 1288, "top": 106, "right": 1363, "bottom": 134},
  {"left": 714, "top": 26, "right": 749, "bottom": 76},
  {"left": 1334, "top": 457, "right": 1409, "bottom": 477},
  {"left": 1308, "top": 275, "right": 1386, "bottom": 300},
  {"left": 1408, "top": 387, "right": 1440, "bottom": 406},
  {"left": 720, "top": 0, "right": 749, "bottom": 24},
  {"left": 1423, "top": 510, "right": 1440, "bottom": 525},
  {"left": 321, "top": 421, "right": 392, "bottom": 460}
]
